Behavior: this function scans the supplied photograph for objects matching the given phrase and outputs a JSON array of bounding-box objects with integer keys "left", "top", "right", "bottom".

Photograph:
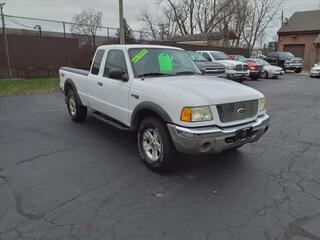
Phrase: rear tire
[
  {"left": 137, "top": 117, "right": 177, "bottom": 172},
  {"left": 66, "top": 89, "right": 87, "bottom": 122}
]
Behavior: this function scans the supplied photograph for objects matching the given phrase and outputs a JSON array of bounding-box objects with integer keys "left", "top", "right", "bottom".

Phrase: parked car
[
  {"left": 248, "top": 58, "right": 285, "bottom": 79},
  {"left": 187, "top": 51, "right": 226, "bottom": 74},
  {"left": 197, "top": 50, "right": 249, "bottom": 82},
  {"left": 59, "top": 45, "right": 270, "bottom": 172},
  {"left": 310, "top": 63, "right": 320, "bottom": 78},
  {"left": 229, "top": 55, "right": 263, "bottom": 80},
  {"left": 266, "top": 52, "right": 303, "bottom": 73}
]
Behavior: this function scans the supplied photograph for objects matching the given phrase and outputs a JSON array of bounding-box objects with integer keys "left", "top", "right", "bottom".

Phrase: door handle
[{"left": 97, "top": 82, "right": 103, "bottom": 87}]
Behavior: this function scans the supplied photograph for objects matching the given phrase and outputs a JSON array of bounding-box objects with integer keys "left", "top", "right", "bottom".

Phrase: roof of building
[
  {"left": 166, "top": 31, "right": 237, "bottom": 42},
  {"left": 278, "top": 10, "right": 320, "bottom": 34},
  {"left": 315, "top": 33, "right": 320, "bottom": 44}
]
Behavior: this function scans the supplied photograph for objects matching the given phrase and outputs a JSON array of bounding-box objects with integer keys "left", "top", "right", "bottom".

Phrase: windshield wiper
[
  {"left": 137, "top": 72, "right": 174, "bottom": 77},
  {"left": 175, "top": 71, "right": 199, "bottom": 75}
]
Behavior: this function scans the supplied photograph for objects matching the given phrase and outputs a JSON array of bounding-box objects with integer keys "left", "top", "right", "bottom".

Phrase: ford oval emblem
[{"left": 237, "top": 108, "right": 246, "bottom": 114}]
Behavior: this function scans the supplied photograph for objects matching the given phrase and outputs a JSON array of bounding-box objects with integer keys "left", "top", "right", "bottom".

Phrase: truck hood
[
  {"left": 264, "top": 65, "right": 283, "bottom": 71},
  {"left": 312, "top": 64, "right": 320, "bottom": 70},
  {"left": 195, "top": 61, "right": 225, "bottom": 69},
  {"left": 283, "top": 57, "right": 303, "bottom": 62},
  {"left": 218, "top": 60, "right": 246, "bottom": 66},
  {"left": 140, "top": 75, "right": 263, "bottom": 106}
]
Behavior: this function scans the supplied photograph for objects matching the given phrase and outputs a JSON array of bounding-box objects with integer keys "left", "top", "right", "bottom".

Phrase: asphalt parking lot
[{"left": 1, "top": 73, "right": 320, "bottom": 240}]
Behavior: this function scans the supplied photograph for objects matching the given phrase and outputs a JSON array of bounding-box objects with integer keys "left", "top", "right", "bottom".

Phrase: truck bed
[{"left": 60, "top": 67, "right": 90, "bottom": 76}]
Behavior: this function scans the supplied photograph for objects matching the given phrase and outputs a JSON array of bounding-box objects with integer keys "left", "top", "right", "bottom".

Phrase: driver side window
[{"left": 104, "top": 50, "right": 128, "bottom": 78}]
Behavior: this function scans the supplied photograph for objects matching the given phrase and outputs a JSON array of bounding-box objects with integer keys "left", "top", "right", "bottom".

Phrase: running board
[{"left": 92, "top": 111, "right": 130, "bottom": 131}]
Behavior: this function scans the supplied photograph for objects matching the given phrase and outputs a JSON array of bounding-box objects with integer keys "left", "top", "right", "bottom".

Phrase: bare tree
[
  {"left": 229, "top": 0, "right": 250, "bottom": 47},
  {"left": 242, "top": 0, "right": 283, "bottom": 53},
  {"left": 139, "top": 0, "right": 282, "bottom": 49},
  {"left": 71, "top": 9, "right": 103, "bottom": 48},
  {"left": 139, "top": 7, "right": 179, "bottom": 40},
  {"left": 139, "top": 9, "right": 160, "bottom": 40},
  {"left": 139, "top": 0, "right": 231, "bottom": 39}
]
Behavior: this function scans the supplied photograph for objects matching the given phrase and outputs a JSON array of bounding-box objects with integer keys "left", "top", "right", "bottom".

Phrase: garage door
[{"left": 283, "top": 44, "right": 305, "bottom": 59}]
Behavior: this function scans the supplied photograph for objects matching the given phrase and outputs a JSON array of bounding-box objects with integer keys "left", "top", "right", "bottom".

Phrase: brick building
[{"left": 278, "top": 10, "right": 320, "bottom": 69}]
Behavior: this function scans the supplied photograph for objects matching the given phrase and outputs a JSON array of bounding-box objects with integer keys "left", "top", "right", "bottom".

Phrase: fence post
[
  {"left": 62, "top": 22, "right": 67, "bottom": 64},
  {"left": 107, "top": 27, "right": 109, "bottom": 43},
  {"left": 0, "top": 3, "right": 12, "bottom": 80}
]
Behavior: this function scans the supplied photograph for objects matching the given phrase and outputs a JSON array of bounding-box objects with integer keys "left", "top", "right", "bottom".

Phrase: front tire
[
  {"left": 295, "top": 68, "right": 302, "bottom": 73},
  {"left": 261, "top": 71, "right": 268, "bottom": 79},
  {"left": 66, "top": 89, "right": 87, "bottom": 122},
  {"left": 137, "top": 117, "right": 177, "bottom": 172}
]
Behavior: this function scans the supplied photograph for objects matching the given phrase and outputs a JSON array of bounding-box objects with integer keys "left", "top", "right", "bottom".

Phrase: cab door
[
  {"left": 94, "top": 49, "right": 131, "bottom": 125},
  {"left": 86, "top": 49, "right": 105, "bottom": 109}
]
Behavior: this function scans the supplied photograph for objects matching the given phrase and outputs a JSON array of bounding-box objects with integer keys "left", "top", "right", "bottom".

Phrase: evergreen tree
[{"left": 116, "top": 18, "right": 135, "bottom": 43}]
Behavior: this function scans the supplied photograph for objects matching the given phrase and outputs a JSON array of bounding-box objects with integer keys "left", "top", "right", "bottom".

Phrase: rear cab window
[{"left": 91, "top": 49, "right": 105, "bottom": 75}]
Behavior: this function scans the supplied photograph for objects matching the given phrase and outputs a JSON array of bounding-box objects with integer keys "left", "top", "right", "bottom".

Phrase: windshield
[
  {"left": 129, "top": 48, "right": 201, "bottom": 78},
  {"left": 278, "top": 52, "right": 295, "bottom": 58},
  {"left": 250, "top": 59, "right": 270, "bottom": 66},
  {"left": 235, "top": 55, "right": 246, "bottom": 62},
  {"left": 210, "top": 51, "right": 231, "bottom": 60},
  {"left": 187, "top": 51, "right": 207, "bottom": 62}
]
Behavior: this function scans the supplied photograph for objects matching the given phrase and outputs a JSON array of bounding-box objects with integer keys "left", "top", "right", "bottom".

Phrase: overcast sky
[{"left": 2, "top": 0, "right": 320, "bottom": 40}]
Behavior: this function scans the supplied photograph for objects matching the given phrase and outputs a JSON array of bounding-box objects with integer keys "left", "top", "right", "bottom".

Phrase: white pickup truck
[
  {"left": 197, "top": 50, "right": 249, "bottom": 81},
  {"left": 59, "top": 45, "right": 270, "bottom": 171}
]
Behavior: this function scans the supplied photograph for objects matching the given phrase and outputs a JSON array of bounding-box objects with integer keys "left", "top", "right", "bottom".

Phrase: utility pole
[
  {"left": 281, "top": 10, "right": 284, "bottom": 26},
  {"left": 119, "top": 0, "right": 125, "bottom": 44},
  {"left": 0, "top": 2, "right": 12, "bottom": 80}
]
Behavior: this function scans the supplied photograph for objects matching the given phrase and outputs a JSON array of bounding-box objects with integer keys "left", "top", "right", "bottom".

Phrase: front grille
[
  {"left": 291, "top": 59, "right": 303, "bottom": 64},
  {"left": 217, "top": 100, "right": 258, "bottom": 123},
  {"left": 205, "top": 67, "right": 225, "bottom": 72},
  {"left": 256, "top": 66, "right": 263, "bottom": 71},
  {"left": 235, "top": 64, "right": 248, "bottom": 71}
]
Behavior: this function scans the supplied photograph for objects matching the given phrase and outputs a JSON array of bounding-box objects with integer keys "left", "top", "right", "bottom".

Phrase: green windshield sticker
[
  {"left": 132, "top": 49, "right": 149, "bottom": 64},
  {"left": 158, "top": 53, "right": 173, "bottom": 73}
]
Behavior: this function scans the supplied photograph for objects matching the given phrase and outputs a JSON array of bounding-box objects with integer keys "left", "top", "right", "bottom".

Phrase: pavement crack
[{"left": 0, "top": 174, "right": 40, "bottom": 221}]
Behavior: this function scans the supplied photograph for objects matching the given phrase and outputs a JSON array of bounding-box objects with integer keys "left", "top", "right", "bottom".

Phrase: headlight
[
  {"left": 224, "top": 64, "right": 234, "bottom": 70},
  {"left": 285, "top": 60, "right": 291, "bottom": 64},
  {"left": 258, "top": 97, "right": 267, "bottom": 113},
  {"left": 180, "top": 106, "right": 213, "bottom": 122}
]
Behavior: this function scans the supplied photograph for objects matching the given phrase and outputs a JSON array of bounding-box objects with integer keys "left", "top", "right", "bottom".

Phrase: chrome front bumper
[{"left": 167, "top": 114, "right": 270, "bottom": 154}]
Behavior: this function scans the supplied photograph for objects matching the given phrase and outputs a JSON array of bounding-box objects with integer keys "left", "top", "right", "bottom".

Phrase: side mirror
[{"left": 109, "top": 68, "right": 128, "bottom": 81}]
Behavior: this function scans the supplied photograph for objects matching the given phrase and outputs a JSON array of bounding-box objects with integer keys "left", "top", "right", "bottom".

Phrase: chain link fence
[
  {"left": 0, "top": 15, "right": 151, "bottom": 79},
  {"left": 0, "top": 14, "right": 249, "bottom": 79}
]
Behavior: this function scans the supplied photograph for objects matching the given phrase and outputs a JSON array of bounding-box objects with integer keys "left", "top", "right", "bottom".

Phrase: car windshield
[
  {"left": 278, "top": 52, "right": 295, "bottom": 58},
  {"left": 235, "top": 55, "right": 246, "bottom": 62},
  {"left": 129, "top": 48, "right": 201, "bottom": 78},
  {"left": 210, "top": 51, "right": 231, "bottom": 60},
  {"left": 251, "top": 59, "right": 270, "bottom": 66},
  {"left": 187, "top": 51, "right": 207, "bottom": 62}
]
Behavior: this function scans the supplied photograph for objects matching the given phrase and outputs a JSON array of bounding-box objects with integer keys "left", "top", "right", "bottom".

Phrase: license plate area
[{"left": 235, "top": 127, "right": 253, "bottom": 142}]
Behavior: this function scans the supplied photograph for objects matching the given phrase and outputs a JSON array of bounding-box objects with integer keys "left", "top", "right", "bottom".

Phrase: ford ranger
[{"left": 59, "top": 45, "right": 270, "bottom": 171}]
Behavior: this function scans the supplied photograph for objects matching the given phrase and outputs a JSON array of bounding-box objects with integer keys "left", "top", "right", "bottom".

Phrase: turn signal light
[{"left": 180, "top": 107, "right": 192, "bottom": 122}]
